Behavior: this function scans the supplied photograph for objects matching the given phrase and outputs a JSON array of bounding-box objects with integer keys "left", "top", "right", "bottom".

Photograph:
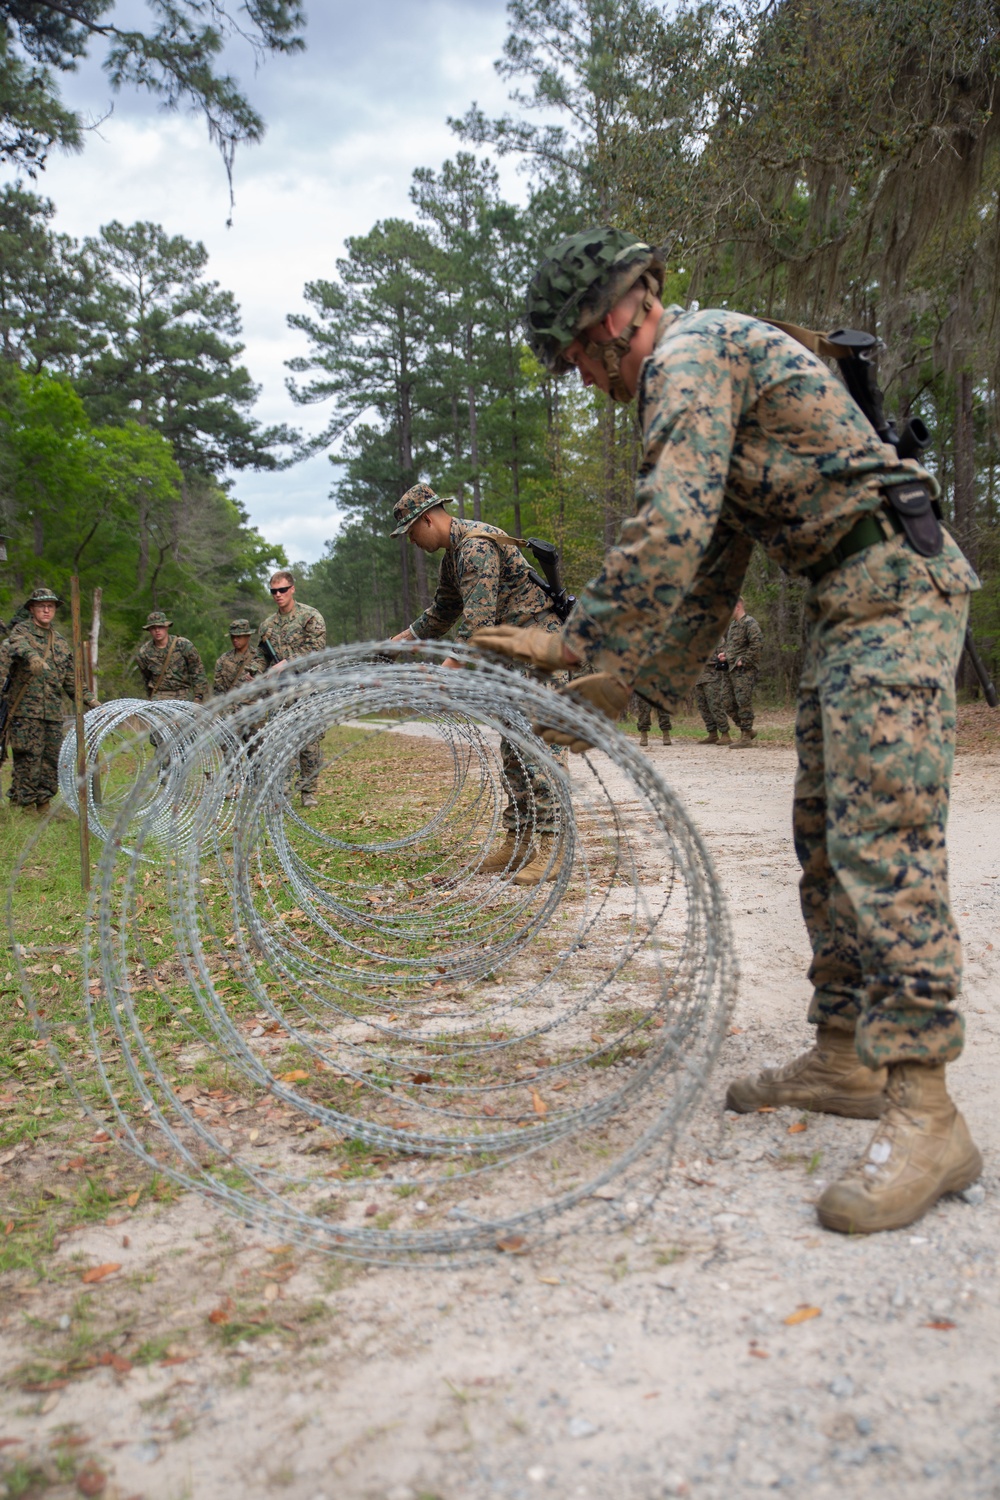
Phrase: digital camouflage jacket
[
  {"left": 0, "top": 619, "right": 97, "bottom": 720},
  {"left": 258, "top": 602, "right": 326, "bottom": 663},
  {"left": 723, "top": 613, "right": 763, "bottom": 673},
  {"left": 136, "top": 635, "right": 208, "bottom": 701},
  {"left": 695, "top": 636, "right": 727, "bottom": 687},
  {"left": 561, "top": 307, "right": 979, "bottom": 701},
  {"left": 410, "top": 520, "right": 559, "bottom": 642},
  {"left": 213, "top": 645, "right": 266, "bottom": 696}
]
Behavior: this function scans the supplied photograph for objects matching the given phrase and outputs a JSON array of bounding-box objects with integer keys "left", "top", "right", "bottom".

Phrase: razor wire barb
[{"left": 13, "top": 641, "right": 736, "bottom": 1264}]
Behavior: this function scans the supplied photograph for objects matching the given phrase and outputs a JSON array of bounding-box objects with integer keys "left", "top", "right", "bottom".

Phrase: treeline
[
  {"left": 292, "top": 0, "right": 1000, "bottom": 696},
  {"left": 0, "top": 192, "right": 291, "bottom": 695}
]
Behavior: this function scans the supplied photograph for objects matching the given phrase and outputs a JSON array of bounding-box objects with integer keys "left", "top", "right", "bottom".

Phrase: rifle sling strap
[
  {"left": 765, "top": 318, "right": 858, "bottom": 363},
  {"left": 150, "top": 637, "right": 177, "bottom": 696}
]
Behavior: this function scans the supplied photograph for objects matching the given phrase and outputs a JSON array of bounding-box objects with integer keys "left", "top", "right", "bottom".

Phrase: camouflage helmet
[
  {"left": 229, "top": 618, "right": 252, "bottom": 637},
  {"left": 389, "top": 484, "right": 454, "bottom": 538},
  {"left": 524, "top": 227, "right": 665, "bottom": 383},
  {"left": 24, "top": 586, "right": 61, "bottom": 607},
  {"left": 143, "top": 610, "right": 172, "bottom": 630}
]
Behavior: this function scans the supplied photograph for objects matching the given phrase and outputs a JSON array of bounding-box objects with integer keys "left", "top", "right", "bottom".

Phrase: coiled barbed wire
[
  {"left": 57, "top": 697, "right": 243, "bottom": 852},
  {"left": 17, "top": 642, "right": 736, "bottom": 1263}
]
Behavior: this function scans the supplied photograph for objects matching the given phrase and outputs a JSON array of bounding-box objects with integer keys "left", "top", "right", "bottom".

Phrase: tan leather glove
[
  {"left": 27, "top": 653, "right": 48, "bottom": 676},
  {"left": 532, "top": 673, "right": 631, "bottom": 754},
  {"left": 470, "top": 625, "right": 569, "bottom": 673}
]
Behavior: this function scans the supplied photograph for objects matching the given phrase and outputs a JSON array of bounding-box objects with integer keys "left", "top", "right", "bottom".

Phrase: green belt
[{"left": 802, "top": 504, "right": 901, "bottom": 585}]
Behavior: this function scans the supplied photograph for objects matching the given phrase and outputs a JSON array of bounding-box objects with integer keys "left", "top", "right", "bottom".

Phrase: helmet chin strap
[{"left": 582, "top": 275, "right": 657, "bottom": 403}]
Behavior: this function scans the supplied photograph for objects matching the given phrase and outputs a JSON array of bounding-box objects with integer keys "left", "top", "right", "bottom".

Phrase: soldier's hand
[
  {"left": 531, "top": 673, "right": 631, "bottom": 754},
  {"left": 470, "top": 625, "right": 571, "bottom": 673},
  {"left": 27, "top": 654, "right": 48, "bottom": 676}
]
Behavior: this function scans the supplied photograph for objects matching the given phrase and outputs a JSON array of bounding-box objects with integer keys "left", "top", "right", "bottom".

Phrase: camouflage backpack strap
[
  {"left": 458, "top": 526, "right": 527, "bottom": 551},
  {"left": 150, "top": 637, "right": 176, "bottom": 696}
]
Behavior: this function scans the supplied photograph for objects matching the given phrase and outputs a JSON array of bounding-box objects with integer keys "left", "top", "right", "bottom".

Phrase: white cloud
[{"left": 5, "top": 0, "right": 522, "bottom": 561}]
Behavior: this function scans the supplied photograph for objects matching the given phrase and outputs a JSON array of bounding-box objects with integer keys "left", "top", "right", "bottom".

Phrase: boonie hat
[
  {"left": 143, "top": 610, "right": 172, "bottom": 630},
  {"left": 229, "top": 618, "right": 252, "bottom": 636},
  {"left": 25, "top": 586, "right": 61, "bottom": 606},
  {"left": 389, "top": 484, "right": 454, "bottom": 538}
]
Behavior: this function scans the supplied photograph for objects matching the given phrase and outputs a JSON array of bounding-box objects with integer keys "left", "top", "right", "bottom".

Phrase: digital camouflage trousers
[
  {"left": 500, "top": 666, "right": 567, "bottom": 835},
  {"left": 636, "top": 696, "right": 672, "bottom": 733},
  {"left": 695, "top": 676, "right": 729, "bottom": 733},
  {"left": 718, "top": 666, "right": 758, "bottom": 731},
  {"left": 794, "top": 535, "right": 973, "bottom": 1067},
  {"left": 295, "top": 738, "right": 322, "bottom": 796},
  {"left": 7, "top": 717, "right": 63, "bottom": 806}
]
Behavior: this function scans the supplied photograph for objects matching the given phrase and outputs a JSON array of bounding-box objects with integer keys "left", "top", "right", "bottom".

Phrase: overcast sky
[{"left": 10, "top": 0, "right": 524, "bottom": 563}]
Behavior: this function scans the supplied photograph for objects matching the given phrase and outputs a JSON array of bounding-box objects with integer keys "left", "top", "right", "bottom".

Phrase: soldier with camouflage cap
[
  {"left": 213, "top": 619, "right": 265, "bottom": 697},
  {"left": 390, "top": 484, "right": 566, "bottom": 887},
  {"left": 136, "top": 611, "right": 208, "bottom": 703},
  {"left": 0, "top": 586, "right": 98, "bottom": 810},
  {"left": 472, "top": 225, "right": 982, "bottom": 1236},
  {"left": 258, "top": 571, "right": 326, "bottom": 809}
]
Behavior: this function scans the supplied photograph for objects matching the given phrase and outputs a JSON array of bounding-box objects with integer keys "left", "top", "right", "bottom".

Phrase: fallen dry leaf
[
  {"left": 263, "top": 1282, "right": 280, "bottom": 1302},
  {"left": 783, "top": 1305, "right": 821, "bottom": 1326},
  {"left": 81, "top": 1263, "right": 121, "bottom": 1284},
  {"left": 787, "top": 1122, "right": 808, "bottom": 1135},
  {"left": 755, "top": 1106, "right": 776, "bottom": 1114},
  {"left": 277, "top": 1070, "right": 310, "bottom": 1083},
  {"left": 91, "top": 1131, "right": 110, "bottom": 1143},
  {"left": 39, "top": 1391, "right": 61, "bottom": 1415},
  {"left": 126, "top": 1190, "right": 141, "bottom": 1208},
  {"left": 924, "top": 1319, "right": 956, "bottom": 1331},
  {"left": 531, "top": 1090, "right": 547, "bottom": 1117},
  {"left": 76, "top": 1461, "right": 107, "bottom": 1496},
  {"left": 98, "top": 1351, "right": 132, "bottom": 1374},
  {"left": 207, "top": 1298, "right": 234, "bottom": 1325},
  {"left": 411, "top": 1072, "right": 433, "bottom": 1085},
  {"left": 482, "top": 1103, "right": 496, "bottom": 1117},
  {"left": 496, "top": 1235, "right": 528, "bottom": 1254},
  {"left": 4, "top": 1221, "right": 12, "bottom": 1235},
  {"left": 537, "top": 1276, "right": 560, "bottom": 1285},
  {"left": 748, "top": 1346, "right": 770, "bottom": 1359}
]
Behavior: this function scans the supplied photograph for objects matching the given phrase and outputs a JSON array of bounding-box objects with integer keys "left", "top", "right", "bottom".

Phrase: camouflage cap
[
  {"left": 143, "top": 610, "right": 173, "bottom": 630},
  {"left": 524, "top": 227, "right": 665, "bottom": 374},
  {"left": 389, "top": 484, "right": 453, "bottom": 538},
  {"left": 229, "top": 618, "right": 252, "bottom": 636},
  {"left": 24, "top": 586, "right": 60, "bottom": 606}
]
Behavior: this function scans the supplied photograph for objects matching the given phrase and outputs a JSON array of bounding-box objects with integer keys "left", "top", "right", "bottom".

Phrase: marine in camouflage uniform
[
  {"left": 694, "top": 636, "right": 729, "bottom": 741},
  {"left": 473, "top": 226, "right": 982, "bottom": 1235},
  {"left": 258, "top": 575, "right": 326, "bottom": 806},
  {"left": 717, "top": 601, "right": 764, "bottom": 746},
  {"left": 0, "top": 587, "right": 97, "bottom": 809},
  {"left": 136, "top": 612, "right": 208, "bottom": 702},
  {"left": 213, "top": 619, "right": 266, "bottom": 696},
  {"left": 390, "top": 484, "right": 565, "bottom": 886},
  {"left": 634, "top": 694, "right": 671, "bottom": 745}
]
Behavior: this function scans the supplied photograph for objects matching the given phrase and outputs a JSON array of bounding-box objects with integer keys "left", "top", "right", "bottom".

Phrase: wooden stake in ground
[
  {"left": 88, "top": 588, "right": 103, "bottom": 806},
  {"left": 70, "top": 575, "right": 90, "bottom": 892}
]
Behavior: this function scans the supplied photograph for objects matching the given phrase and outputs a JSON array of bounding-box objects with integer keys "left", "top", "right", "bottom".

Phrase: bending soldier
[
  {"left": 258, "top": 571, "right": 326, "bottom": 809},
  {"left": 389, "top": 484, "right": 565, "bottom": 887},
  {"left": 474, "top": 226, "right": 982, "bottom": 1236},
  {"left": 717, "top": 598, "right": 763, "bottom": 748},
  {"left": 0, "top": 586, "right": 97, "bottom": 812}
]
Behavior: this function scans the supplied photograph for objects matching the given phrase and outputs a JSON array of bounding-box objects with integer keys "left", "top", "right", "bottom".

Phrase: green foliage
[{"left": 0, "top": 0, "right": 306, "bottom": 179}]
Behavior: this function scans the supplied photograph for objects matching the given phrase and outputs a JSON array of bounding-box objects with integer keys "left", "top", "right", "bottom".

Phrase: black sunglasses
[{"left": 270, "top": 585, "right": 292, "bottom": 595}]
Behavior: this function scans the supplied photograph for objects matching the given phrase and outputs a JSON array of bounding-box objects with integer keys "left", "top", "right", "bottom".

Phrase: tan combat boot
[
  {"left": 638, "top": 729, "right": 649, "bottom": 747},
  {"left": 731, "top": 728, "right": 757, "bottom": 749},
  {"left": 816, "top": 1062, "right": 982, "bottom": 1234},
  {"left": 716, "top": 730, "right": 732, "bottom": 745},
  {"left": 301, "top": 792, "right": 318, "bottom": 809},
  {"left": 661, "top": 731, "right": 672, "bottom": 745},
  {"left": 513, "top": 833, "right": 563, "bottom": 887},
  {"left": 480, "top": 829, "right": 531, "bottom": 874},
  {"left": 726, "top": 1026, "right": 887, "bottom": 1119},
  {"left": 699, "top": 729, "right": 719, "bottom": 745}
]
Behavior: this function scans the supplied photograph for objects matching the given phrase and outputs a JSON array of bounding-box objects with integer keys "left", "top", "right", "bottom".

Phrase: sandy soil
[{"left": 2, "top": 738, "right": 998, "bottom": 1500}]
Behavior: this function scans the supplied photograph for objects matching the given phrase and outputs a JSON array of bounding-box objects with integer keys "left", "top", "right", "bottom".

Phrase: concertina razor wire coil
[{"left": 14, "top": 641, "right": 736, "bottom": 1264}]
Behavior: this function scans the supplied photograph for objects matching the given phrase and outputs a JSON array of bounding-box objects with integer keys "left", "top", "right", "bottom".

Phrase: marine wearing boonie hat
[
  {"left": 228, "top": 618, "right": 252, "bottom": 636},
  {"left": 143, "top": 610, "right": 173, "bottom": 630},
  {"left": 389, "top": 484, "right": 456, "bottom": 538},
  {"left": 24, "top": 586, "right": 61, "bottom": 607}
]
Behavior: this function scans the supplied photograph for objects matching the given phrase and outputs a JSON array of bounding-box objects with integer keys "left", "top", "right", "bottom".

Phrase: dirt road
[{"left": 2, "top": 739, "right": 998, "bottom": 1500}]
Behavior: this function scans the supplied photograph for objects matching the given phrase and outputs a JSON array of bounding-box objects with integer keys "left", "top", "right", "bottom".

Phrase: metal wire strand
[{"left": 17, "top": 642, "right": 736, "bottom": 1263}]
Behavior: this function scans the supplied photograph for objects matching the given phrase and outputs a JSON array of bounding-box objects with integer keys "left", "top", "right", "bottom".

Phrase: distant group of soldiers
[
  {"left": 632, "top": 597, "right": 763, "bottom": 748},
  {"left": 0, "top": 570, "right": 326, "bottom": 813}
]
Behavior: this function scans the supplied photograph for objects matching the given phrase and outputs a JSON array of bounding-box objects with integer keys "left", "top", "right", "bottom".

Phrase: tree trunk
[
  {"left": 398, "top": 535, "right": 412, "bottom": 623},
  {"left": 465, "top": 322, "right": 481, "bottom": 521},
  {"left": 602, "top": 401, "right": 616, "bottom": 550},
  {"left": 954, "top": 369, "right": 976, "bottom": 570}
]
